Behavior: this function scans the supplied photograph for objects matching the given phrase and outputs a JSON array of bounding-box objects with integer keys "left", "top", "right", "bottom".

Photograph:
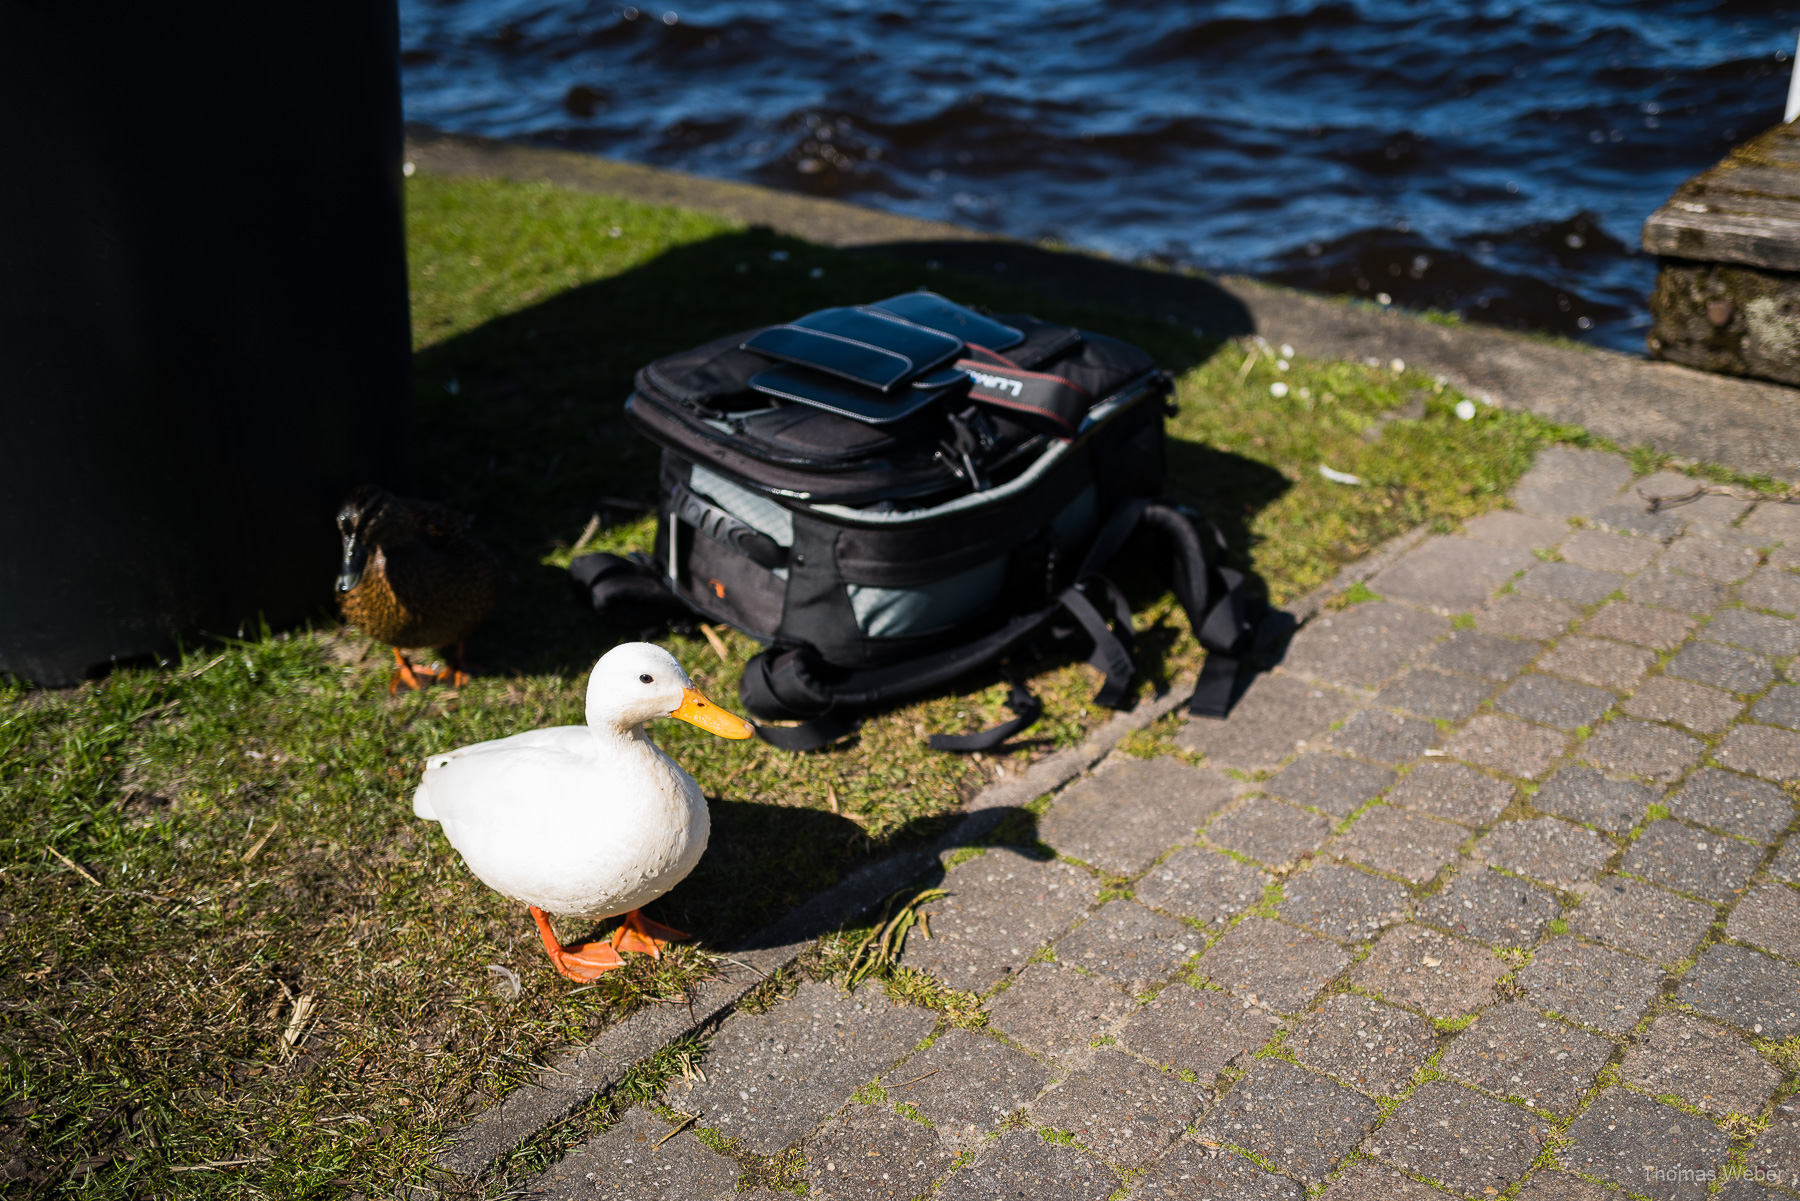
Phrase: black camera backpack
[{"left": 571, "top": 292, "right": 1256, "bottom": 750}]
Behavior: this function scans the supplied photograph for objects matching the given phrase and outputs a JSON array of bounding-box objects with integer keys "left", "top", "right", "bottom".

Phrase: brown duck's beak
[{"left": 671, "top": 687, "right": 755, "bottom": 739}]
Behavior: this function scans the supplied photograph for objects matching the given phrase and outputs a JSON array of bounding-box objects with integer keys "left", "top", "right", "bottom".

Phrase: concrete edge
[{"left": 432, "top": 671, "right": 1198, "bottom": 1183}]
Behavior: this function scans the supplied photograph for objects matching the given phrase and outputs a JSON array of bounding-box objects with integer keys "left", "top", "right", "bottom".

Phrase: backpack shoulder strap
[{"left": 1139, "top": 504, "right": 1256, "bottom": 718}]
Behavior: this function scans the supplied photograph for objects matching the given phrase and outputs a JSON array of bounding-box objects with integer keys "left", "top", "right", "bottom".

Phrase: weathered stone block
[
  {"left": 1134, "top": 846, "right": 1268, "bottom": 928},
  {"left": 1538, "top": 637, "right": 1655, "bottom": 690},
  {"left": 1478, "top": 594, "right": 1581, "bottom": 640},
  {"left": 1627, "top": 568, "right": 1730, "bottom": 614},
  {"left": 1726, "top": 884, "right": 1800, "bottom": 961},
  {"left": 1365, "top": 1079, "right": 1539, "bottom": 1197},
  {"left": 1386, "top": 761, "right": 1514, "bottom": 826},
  {"left": 1623, "top": 819, "right": 1761, "bottom": 902},
  {"left": 1331, "top": 805, "right": 1466, "bottom": 883},
  {"left": 1751, "top": 685, "right": 1800, "bottom": 730},
  {"left": 1426, "top": 628, "right": 1544, "bottom": 680},
  {"left": 1439, "top": 1003, "right": 1612, "bottom": 1116},
  {"left": 1667, "top": 767, "right": 1794, "bottom": 842},
  {"left": 1442, "top": 715, "right": 1569, "bottom": 779},
  {"left": 935, "top": 1129, "right": 1118, "bottom": 1201},
  {"left": 1581, "top": 718, "right": 1703, "bottom": 783},
  {"left": 1196, "top": 917, "right": 1352, "bottom": 1014},
  {"left": 985, "top": 963, "right": 1136, "bottom": 1059},
  {"left": 1135, "top": 1142, "right": 1303, "bottom": 1200},
  {"left": 1421, "top": 865, "right": 1560, "bottom": 947},
  {"left": 1563, "top": 529, "right": 1660, "bottom": 573},
  {"left": 1620, "top": 1012, "right": 1781, "bottom": 1118},
  {"left": 1664, "top": 641, "right": 1774, "bottom": 693},
  {"left": 1176, "top": 673, "right": 1357, "bottom": 771},
  {"left": 1532, "top": 765, "right": 1655, "bottom": 834},
  {"left": 1706, "top": 609, "right": 1800, "bottom": 656},
  {"left": 1514, "top": 1171, "right": 1632, "bottom": 1200},
  {"left": 1743, "top": 502, "right": 1800, "bottom": 544},
  {"left": 544, "top": 1108, "right": 740, "bottom": 1201},
  {"left": 1325, "top": 710, "right": 1439, "bottom": 767},
  {"left": 1509, "top": 447, "right": 1633, "bottom": 520},
  {"left": 1737, "top": 566, "right": 1800, "bottom": 616},
  {"left": 1594, "top": 501, "right": 1686, "bottom": 542},
  {"left": 1374, "top": 669, "right": 1494, "bottom": 721},
  {"left": 1267, "top": 753, "right": 1398, "bottom": 815},
  {"left": 1282, "top": 602, "right": 1451, "bottom": 689},
  {"left": 1350, "top": 924, "right": 1507, "bottom": 1019},
  {"left": 1368, "top": 536, "right": 1534, "bottom": 613},
  {"left": 1569, "top": 877, "right": 1715, "bottom": 966},
  {"left": 1117, "top": 982, "right": 1277, "bottom": 1080},
  {"left": 1623, "top": 677, "right": 1742, "bottom": 733},
  {"left": 1497, "top": 674, "right": 1615, "bottom": 729},
  {"left": 804, "top": 1105, "right": 955, "bottom": 1201},
  {"left": 1280, "top": 863, "right": 1411, "bottom": 942},
  {"left": 1768, "top": 839, "right": 1800, "bottom": 885},
  {"left": 904, "top": 848, "right": 1098, "bottom": 993},
  {"left": 1679, "top": 943, "right": 1800, "bottom": 1038},
  {"left": 1057, "top": 901, "right": 1199, "bottom": 989},
  {"left": 1517, "top": 937, "right": 1664, "bottom": 1035},
  {"left": 1583, "top": 601, "right": 1695, "bottom": 650},
  {"left": 1206, "top": 798, "right": 1333, "bottom": 867},
  {"left": 879, "top": 1027, "right": 1051, "bottom": 1151},
  {"left": 1463, "top": 511, "right": 1570, "bottom": 550},
  {"left": 1477, "top": 818, "right": 1614, "bottom": 888},
  {"left": 1717, "top": 724, "right": 1800, "bottom": 783},
  {"left": 1558, "top": 1089, "right": 1730, "bottom": 1201},
  {"left": 1197, "top": 1060, "right": 1379, "bottom": 1184},
  {"left": 1042, "top": 757, "right": 1235, "bottom": 875},
  {"left": 1518, "top": 562, "right": 1626, "bottom": 607},
  {"left": 1659, "top": 535, "right": 1761, "bottom": 584},
  {"left": 1320, "top": 1163, "right": 1460, "bottom": 1201},
  {"left": 1032, "top": 1048, "right": 1203, "bottom": 1168},
  {"left": 1286, "top": 993, "right": 1436, "bottom": 1098}
]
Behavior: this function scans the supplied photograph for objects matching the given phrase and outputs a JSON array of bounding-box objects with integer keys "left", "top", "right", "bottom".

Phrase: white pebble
[
  {"left": 1377, "top": 292, "right": 1392, "bottom": 305},
  {"left": 402, "top": 161, "right": 415, "bottom": 177},
  {"left": 1276, "top": 358, "right": 1290, "bottom": 371},
  {"left": 1279, "top": 343, "right": 1294, "bottom": 358},
  {"left": 1319, "top": 464, "right": 1364, "bottom": 485},
  {"left": 1455, "top": 399, "right": 1476, "bottom": 420},
  {"left": 1269, "top": 382, "right": 1289, "bottom": 398},
  {"left": 1390, "top": 358, "right": 1405, "bottom": 373}
]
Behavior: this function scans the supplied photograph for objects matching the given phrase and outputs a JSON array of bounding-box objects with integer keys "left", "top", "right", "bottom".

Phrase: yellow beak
[{"left": 670, "top": 686, "right": 756, "bottom": 739}]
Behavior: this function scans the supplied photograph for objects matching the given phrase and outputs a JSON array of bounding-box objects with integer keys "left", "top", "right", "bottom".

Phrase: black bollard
[{"left": 0, "top": 2, "right": 416, "bottom": 686}]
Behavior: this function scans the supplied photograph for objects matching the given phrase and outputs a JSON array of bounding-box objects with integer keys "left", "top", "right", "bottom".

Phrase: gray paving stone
[
  {"left": 1665, "top": 641, "right": 1775, "bottom": 693},
  {"left": 1627, "top": 568, "right": 1731, "bottom": 615},
  {"left": 1621, "top": 1012, "right": 1780, "bottom": 1118},
  {"left": 1325, "top": 710, "right": 1440, "bottom": 767},
  {"left": 1594, "top": 499, "right": 1687, "bottom": 542},
  {"left": 1568, "top": 877, "right": 1715, "bottom": 966},
  {"left": 1197, "top": 917, "right": 1353, "bottom": 1014},
  {"left": 1268, "top": 753, "right": 1398, "bottom": 815},
  {"left": 1743, "top": 1098, "right": 1800, "bottom": 1188},
  {"left": 1751, "top": 685, "right": 1800, "bottom": 730},
  {"left": 1176, "top": 673, "right": 1358, "bottom": 771},
  {"left": 804, "top": 1105, "right": 955, "bottom": 1201},
  {"left": 1443, "top": 715, "right": 1570, "bottom": 779},
  {"left": 1440, "top": 1002, "right": 1613, "bottom": 1116},
  {"left": 1421, "top": 865, "right": 1560, "bottom": 946},
  {"left": 1332, "top": 805, "right": 1466, "bottom": 884},
  {"left": 1744, "top": 502, "right": 1800, "bottom": 543},
  {"left": 1677, "top": 493, "right": 1752, "bottom": 530},
  {"left": 1563, "top": 529, "right": 1660, "bottom": 573},
  {"left": 905, "top": 848, "right": 1099, "bottom": 993},
  {"left": 1727, "top": 884, "right": 1800, "bottom": 962},
  {"left": 671, "top": 982, "right": 937, "bottom": 1155},
  {"left": 1667, "top": 768, "right": 1794, "bottom": 842},
  {"left": 1426, "top": 628, "right": 1544, "bottom": 680},
  {"left": 1281, "top": 863, "right": 1412, "bottom": 941},
  {"left": 1510, "top": 447, "right": 1634, "bottom": 519},
  {"left": 1369, "top": 536, "right": 1536, "bottom": 613},
  {"left": 1206, "top": 798, "right": 1333, "bottom": 867},
  {"left": 1512, "top": 1170, "right": 1625, "bottom": 1201},
  {"left": 1287, "top": 992, "right": 1436, "bottom": 1098},
  {"left": 1559, "top": 1090, "right": 1731, "bottom": 1201},
  {"left": 934, "top": 1128, "right": 1118, "bottom": 1201},
  {"left": 1714, "top": 1180, "right": 1794, "bottom": 1200},
  {"left": 1197, "top": 1059, "right": 1379, "bottom": 1184},
  {"left": 1622, "top": 677, "right": 1742, "bottom": 733},
  {"left": 1624, "top": 819, "right": 1762, "bottom": 902},
  {"left": 1717, "top": 725, "right": 1800, "bottom": 784},
  {"left": 1322, "top": 1162, "right": 1463, "bottom": 1201},
  {"left": 1661, "top": 536, "right": 1761, "bottom": 583},
  {"left": 1707, "top": 609, "right": 1800, "bottom": 657},
  {"left": 1374, "top": 669, "right": 1494, "bottom": 721},
  {"left": 543, "top": 1108, "right": 739, "bottom": 1201},
  {"left": 1738, "top": 566, "right": 1800, "bottom": 616},
  {"left": 1365, "top": 1079, "right": 1539, "bottom": 1198},
  {"left": 1518, "top": 562, "right": 1627, "bottom": 607},
  {"left": 1497, "top": 674, "right": 1615, "bottom": 729},
  {"left": 1282, "top": 602, "right": 1452, "bottom": 689},
  {"left": 1583, "top": 601, "right": 1696, "bottom": 650},
  {"left": 1477, "top": 818, "right": 1614, "bottom": 888},
  {"left": 1388, "top": 761, "right": 1515, "bottom": 826},
  {"left": 986, "top": 963, "right": 1136, "bottom": 1059},
  {"left": 1134, "top": 846, "right": 1269, "bottom": 928},
  {"left": 1463, "top": 511, "right": 1570, "bottom": 550},
  {"left": 1518, "top": 937, "right": 1664, "bottom": 1035},
  {"left": 1118, "top": 982, "right": 1277, "bottom": 1080},
  {"left": 1538, "top": 637, "right": 1656, "bottom": 691},
  {"left": 1034, "top": 1048, "right": 1206, "bottom": 1168},
  {"left": 1478, "top": 594, "right": 1581, "bottom": 640},
  {"left": 1350, "top": 924, "right": 1507, "bottom": 1019},
  {"left": 878, "top": 1028, "right": 1050, "bottom": 1151},
  {"left": 1043, "top": 758, "right": 1236, "bottom": 875},
  {"left": 1533, "top": 765, "right": 1656, "bottom": 834},
  {"left": 1680, "top": 943, "right": 1800, "bottom": 1037},
  {"left": 1768, "top": 840, "right": 1800, "bottom": 885},
  {"left": 1058, "top": 901, "right": 1200, "bottom": 989},
  {"left": 1134, "top": 1143, "right": 1305, "bottom": 1200},
  {"left": 1581, "top": 718, "right": 1704, "bottom": 783}
]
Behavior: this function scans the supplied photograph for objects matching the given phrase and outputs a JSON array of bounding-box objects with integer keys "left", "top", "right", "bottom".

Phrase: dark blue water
[{"left": 398, "top": 1, "right": 1800, "bottom": 350}]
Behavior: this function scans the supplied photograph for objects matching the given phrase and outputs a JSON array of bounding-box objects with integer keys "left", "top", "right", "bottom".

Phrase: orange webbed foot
[
  {"left": 532, "top": 906, "right": 626, "bottom": 981},
  {"left": 611, "top": 909, "right": 690, "bottom": 959},
  {"left": 390, "top": 648, "right": 439, "bottom": 692}
]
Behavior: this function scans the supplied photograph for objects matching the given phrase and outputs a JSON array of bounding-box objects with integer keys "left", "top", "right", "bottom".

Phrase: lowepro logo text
[{"left": 967, "top": 369, "right": 1023, "bottom": 398}]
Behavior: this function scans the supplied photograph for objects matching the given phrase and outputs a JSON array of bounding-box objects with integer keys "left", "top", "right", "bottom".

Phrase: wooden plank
[
  {"left": 1644, "top": 208, "right": 1800, "bottom": 271},
  {"left": 1643, "top": 121, "right": 1800, "bottom": 267},
  {"left": 1674, "top": 189, "right": 1800, "bottom": 226},
  {"left": 1698, "top": 164, "right": 1800, "bottom": 202}
]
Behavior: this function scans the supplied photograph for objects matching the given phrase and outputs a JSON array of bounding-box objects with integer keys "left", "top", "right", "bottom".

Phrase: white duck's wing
[{"left": 413, "top": 726, "right": 594, "bottom": 820}]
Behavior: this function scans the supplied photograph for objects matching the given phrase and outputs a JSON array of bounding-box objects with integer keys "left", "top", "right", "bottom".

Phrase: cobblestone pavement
[{"left": 531, "top": 448, "right": 1800, "bottom": 1200}]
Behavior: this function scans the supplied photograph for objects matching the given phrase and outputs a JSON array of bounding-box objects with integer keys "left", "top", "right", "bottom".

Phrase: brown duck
[{"left": 336, "top": 486, "right": 500, "bottom": 691}]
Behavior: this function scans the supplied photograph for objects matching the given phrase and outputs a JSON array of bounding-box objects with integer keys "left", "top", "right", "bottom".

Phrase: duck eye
[{"left": 639, "top": 673, "right": 654, "bottom": 684}]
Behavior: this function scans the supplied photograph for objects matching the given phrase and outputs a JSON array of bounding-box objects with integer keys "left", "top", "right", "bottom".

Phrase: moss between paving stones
[{"left": 0, "top": 171, "right": 1612, "bottom": 1197}]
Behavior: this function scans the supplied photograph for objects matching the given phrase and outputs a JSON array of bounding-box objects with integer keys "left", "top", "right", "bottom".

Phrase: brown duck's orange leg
[
  {"left": 447, "top": 641, "right": 473, "bottom": 688},
  {"left": 531, "top": 906, "right": 625, "bottom": 981},
  {"left": 611, "top": 909, "right": 691, "bottom": 959},
  {"left": 390, "top": 647, "right": 439, "bottom": 693}
]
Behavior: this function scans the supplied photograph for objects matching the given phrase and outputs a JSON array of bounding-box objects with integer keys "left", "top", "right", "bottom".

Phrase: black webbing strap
[
  {"left": 927, "top": 683, "right": 1043, "bottom": 752},
  {"left": 1139, "top": 504, "right": 1255, "bottom": 719},
  {"left": 753, "top": 712, "right": 862, "bottom": 752},
  {"left": 1057, "top": 581, "right": 1136, "bottom": 709}
]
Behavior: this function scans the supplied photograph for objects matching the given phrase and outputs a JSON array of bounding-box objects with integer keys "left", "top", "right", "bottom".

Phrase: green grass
[{"left": 0, "top": 170, "right": 1592, "bottom": 1198}]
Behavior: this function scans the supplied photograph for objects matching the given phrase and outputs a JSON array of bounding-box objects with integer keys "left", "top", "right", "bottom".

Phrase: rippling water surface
[{"left": 400, "top": 1, "right": 1800, "bottom": 349}]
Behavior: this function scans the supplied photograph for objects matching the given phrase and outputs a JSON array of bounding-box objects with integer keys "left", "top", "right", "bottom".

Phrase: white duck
[{"left": 413, "top": 642, "right": 754, "bottom": 981}]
